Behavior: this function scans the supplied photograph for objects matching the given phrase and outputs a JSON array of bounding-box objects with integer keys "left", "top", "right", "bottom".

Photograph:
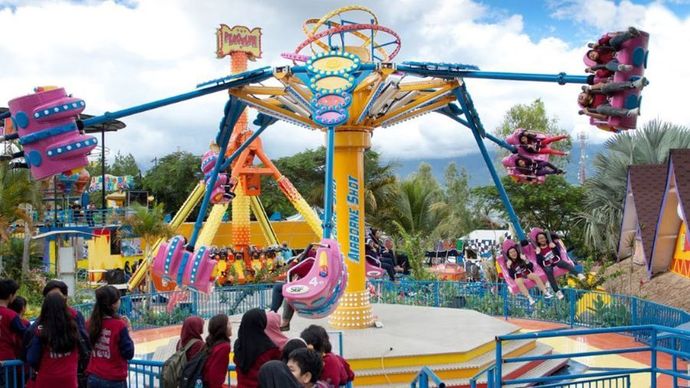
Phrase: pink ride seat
[
  {"left": 283, "top": 238, "right": 347, "bottom": 312},
  {"left": 181, "top": 246, "right": 217, "bottom": 294},
  {"left": 152, "top": 235, "right": 187, "bottom": 283},
  {"left": 365, "top": 255, "right": 385, "bottom": 279},
  {"left": 498, "top": 239, "right": 548, "bottom": 295},
  {"left": 526, "top": 228, "right": 576, "bottom": 279}
]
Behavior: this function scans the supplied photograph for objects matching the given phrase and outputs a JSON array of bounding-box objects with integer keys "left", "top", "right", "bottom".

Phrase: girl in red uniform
[
  {"left": 27, "top": 293, "right": 80, "bottom": 388},
  {"left": 177, "top": 316, "right": 205, "bottom": 361},
  {"left": 201, "top": 314, "right": 232, "bottom": 388},
  {"left": 233, "top": 308, "right": 281, "bottom": 388},
  {"left": 300, "top": 325, "right": 353, "bottom": 387},
  {"left": 86, "top": 285, "right": 134, "bottom": 388}
]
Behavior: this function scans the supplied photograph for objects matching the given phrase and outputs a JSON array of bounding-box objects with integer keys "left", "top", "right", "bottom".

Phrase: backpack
[
  {"left": 161, "top": 339, "right": 201, "bottom": 388},
  {"left": 179, "top": 346, "right": 209, "bottom": 388}
]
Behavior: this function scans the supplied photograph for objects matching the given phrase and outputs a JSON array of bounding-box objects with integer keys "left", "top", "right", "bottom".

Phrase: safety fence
[
  {"left": 0, "top": 331, "right": 347, "bottom": 388},
  {"left": 72, "top": 280, "right": 690, "bottom": 340},
  {"left": 468, "top": 325, "right": 690, "bottom": 388}
]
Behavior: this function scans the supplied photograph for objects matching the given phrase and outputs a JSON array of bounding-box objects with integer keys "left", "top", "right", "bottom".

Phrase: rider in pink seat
[
  {"left": 532, "top": 231, "right": 586, "bottom": 300},
  {"left": 518, "top": 130, "right": 568, "bottom": 156},
  {"left": 586, "top": 27, "right": 641, "bottom": 64},
  {"left": 514, "top": 156, "right": 563, "bottom": 177},
  {"left": 504, "top": 244, "right": 552, "bottom": 305}
]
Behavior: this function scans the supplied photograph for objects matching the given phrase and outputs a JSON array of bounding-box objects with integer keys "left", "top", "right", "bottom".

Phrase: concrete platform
[{"left": 281, "top": 304, "right": 520, "bottom": 361}]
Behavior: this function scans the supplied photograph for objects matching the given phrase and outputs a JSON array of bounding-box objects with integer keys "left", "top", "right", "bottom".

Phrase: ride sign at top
[{"left": 216, "top": 25, "right": 262, "bottom": 60}]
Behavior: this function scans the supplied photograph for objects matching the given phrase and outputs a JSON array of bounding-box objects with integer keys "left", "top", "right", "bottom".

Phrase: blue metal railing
[
  {"left": 410, "top": 366, "right": 446, "bottom": 388},
  {"left": 66, "top": 280, "right": 690, "bottom": 387},
  {"left": 493, "top": 325, "right": 690, "bottom": 388}
]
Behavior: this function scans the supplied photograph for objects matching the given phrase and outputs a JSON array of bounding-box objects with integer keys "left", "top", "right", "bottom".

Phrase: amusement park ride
[{"left": 0, "top": 6, "right": 649, "bottom": 330}]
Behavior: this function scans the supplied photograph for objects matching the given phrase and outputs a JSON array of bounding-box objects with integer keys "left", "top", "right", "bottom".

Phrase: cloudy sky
[{"left": 1, "top": 0, "right": 688, "bottom": 169}]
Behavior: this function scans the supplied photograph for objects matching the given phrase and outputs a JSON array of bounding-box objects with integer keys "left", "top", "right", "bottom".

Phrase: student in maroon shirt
[
  {"left": 0, "top": 279, "right": 28, "bottom": 361},
  {"left": 176, "top": 316, "right": 205, "bottom": 360},
  {"left": 86, "top": 285, "right": 134, "bottom": 388},
  {"left": 27, "top": 293, "right": 80, "bottom": 388},
  {"left": 233, "top": 308, "right": 281, "bottom": 388},
  {"left": 8, "top": 296, "right": 30, "bottom": 358},
  {"left": 300, "top": 325, "right": 351, "bottom": 388},
  {"left": 201, "top": 314, "right": 232, "bottom": 388}
]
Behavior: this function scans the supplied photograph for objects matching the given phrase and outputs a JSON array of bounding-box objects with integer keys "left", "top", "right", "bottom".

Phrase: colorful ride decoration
[
  {"left": 282, "top": 239, "right": 348, "bottom": 319},
  {"left": 581, "top": 28, "right": 650, "bottom": 132},
  {"left": 281, "top": 50, "right": 359, "bottom": 317},
  {"left": 49, "top": 169, "right": 91, "bottom": 196},
  {"left": 89, "top": 174, "right": 134, "bottom": 193},
  {"left": 201, "top": 149, "right": 236, "bottom": 204},
  {"left": 7, "top": 87, "right": 97, "bottom": 180},
  {"left": 283, "top": 5, "right": 401, "bottom": 63},
  {"left": 497, "top": 228, "right": 576, "bottom": 295},
  {"left": 306, "top": 51, "right": 360, "bottom": 126}
]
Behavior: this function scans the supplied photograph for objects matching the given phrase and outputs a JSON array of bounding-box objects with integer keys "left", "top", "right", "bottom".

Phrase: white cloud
[{"left": 0, "top": 0, "right": 687, "bottom": 170}]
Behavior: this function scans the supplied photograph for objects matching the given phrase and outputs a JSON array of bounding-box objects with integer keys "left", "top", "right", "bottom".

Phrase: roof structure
[
  {"left": 649, "top": 149, "right": 690, "bottom": 275},
  {"left": 617, "top": 164, "right": 668, "bottom": 265}
]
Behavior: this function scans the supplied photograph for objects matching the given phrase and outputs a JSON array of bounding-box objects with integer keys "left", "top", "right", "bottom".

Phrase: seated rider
[
  {"left": 518, "top": 130, "right": 568, "bottom": 156},
  {"left": 531, "top": 231, "right": 586, "bottom": 300},
  {"left": 381, "top": 238, "right": 409, "bottom": 276},
  {"left": 269, "top": 243, "right": 317, "bottom": 331},
  {"left": 586, "top": 27, "right": 641, "bottom": 64},
  {"left": 585, "top": 60, "right": 633, "bottom": 75},
  {"left": 578, "top": 78, "right": 647, "bottom": 120},
  {"left": 366, "top": 228, "right": 395, "bottom": 281},
  {"left": 514, "top": 156, "right": 564, "bottom": 177},
  {"left": 504, "top": 245, "right": 552, "bottom": 305}
]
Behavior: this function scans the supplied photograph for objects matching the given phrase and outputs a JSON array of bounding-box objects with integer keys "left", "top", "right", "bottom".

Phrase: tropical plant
[
  {"left": 142, "top": 151, "right": 201, "bottom": 215},
  {"left": 577, "top": 120, "right": 690, "bottom": 257},
  {"left": 394, "top": 226, "right": 436, "bottom": 281},
  {"left": 0, "top": 162, "right": 42, "bottom": 276},
  {"left": 429, "top": 163, "right": 479, "bottom": 239},
  {"left": 119, "top": 203, "right": 173, "bottom": 262},
  {"left": 389, "top": 163, "right": 444, "bottom": 237}
]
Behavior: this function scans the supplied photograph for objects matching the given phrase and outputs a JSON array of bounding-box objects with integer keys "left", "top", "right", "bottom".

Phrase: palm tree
[
  {"left": 389, "top": 163, "right": 444, "bottom": 236},
  {"left": 578, "top": 120, "right": 690, "bottom": 256},
  {"left": 0, "top": 162, "right": 42, "bottom": 276},
  {"left": 120, "top": 203, "right": 173, "bottom": 262}
]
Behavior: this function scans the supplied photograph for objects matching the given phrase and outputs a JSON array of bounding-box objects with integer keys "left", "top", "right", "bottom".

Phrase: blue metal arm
[
  {"left": 449, "top": 86, "right": 527, "bottom": 241},
  {"left": 187, "top": 97, "right": 247, "bottom": 249},
  {"left": 322, "top": 125, "right": 336, "bottom": 238},
  {"left": 217, "top": 115, "right": 277, "bottom": 171},
  {"left": 484, "top": 132, "right": 517, "bottom": 153},
  {"left": 81, "top": 68, "right": 273, "bottom": 128}
]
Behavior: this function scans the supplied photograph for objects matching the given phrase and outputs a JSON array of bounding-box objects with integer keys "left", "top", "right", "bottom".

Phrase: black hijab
[
  {"left": 258, "top": 360, "right": 301, "bottom": 388},
  {"left": 234, "top": 308, "right": 278, "bottom": 373}
]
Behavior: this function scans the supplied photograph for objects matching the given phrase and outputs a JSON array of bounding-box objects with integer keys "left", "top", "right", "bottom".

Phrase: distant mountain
[{"left": 386, "top": 142, "right": 605, "bottom": 187}]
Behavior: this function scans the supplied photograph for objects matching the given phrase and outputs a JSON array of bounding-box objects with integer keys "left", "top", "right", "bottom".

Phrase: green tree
[
  {"left": 142, "top": 151, "right": 201, "bottom": 215},
  {"left": 0, "top": 163, "right": 42, "bottom": 276},
  {"left": 388, "top": 163, "right": 444, "bottom": 237},
  {"left": 110, "top": 152, "right": 142, "bottom": 188},
  {"left": 430, "top": 162, "right": 478, "bottom": 239},
  {"left": 259, "top": 148, "right": 398, "bottom": 222},
  {"left": 261, "top": 148, "right": 326, "bottom": 216},
  {"left": 578, "top": 120, "right": 690, "bottom": 257},
  {"left": 495, "top": 99, "right": 572, "bottom": 167},
  {"left": 120, "top": 203, "right": 173, "bottom": 261}
]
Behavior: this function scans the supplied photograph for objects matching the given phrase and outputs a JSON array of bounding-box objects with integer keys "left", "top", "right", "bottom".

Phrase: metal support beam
[
  {"left": 81, "top": 69, "right": 272, "bottom": 128},
  {"left": 322, "top": 126, "right": 336, "bottom": 238},
  {"left": 451, "top": 87, "right": 527, "bottom": 241},
  {"left": 187, "top": 97, "right": 247, "bottom": 249}
]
